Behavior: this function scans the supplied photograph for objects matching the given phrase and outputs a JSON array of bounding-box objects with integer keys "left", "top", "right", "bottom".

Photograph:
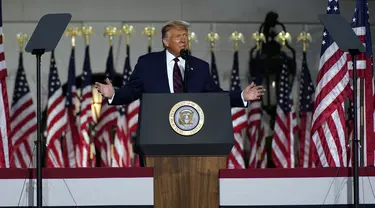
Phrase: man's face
[{"left": 163, "top": 27, "right": 188, "bottom": 57}]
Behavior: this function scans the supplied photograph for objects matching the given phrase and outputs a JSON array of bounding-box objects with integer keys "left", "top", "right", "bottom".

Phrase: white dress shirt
[
  {"left": 166, "top": 49, "right": 185, "bottom": 93},
  {"left": 109, "top": 49, "right": 247, "bottom": 106}
]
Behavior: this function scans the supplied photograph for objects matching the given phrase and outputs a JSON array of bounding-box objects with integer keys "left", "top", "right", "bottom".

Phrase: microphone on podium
[
  {"left": 180, "top": 49, "right": 191, "bottom": 93},
  {"left": 180, "top": 48, "right": 190, "bottom": 60}
]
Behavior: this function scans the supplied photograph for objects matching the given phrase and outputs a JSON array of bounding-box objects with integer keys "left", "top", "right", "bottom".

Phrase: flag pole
[
  {"left": 188, "top": 31, "right": 198, "bottom": 51},
  {"left": 206, "top": 32, "right": 220, "bottom": 52},
  {"left": 121, "top": 24, "right": 135, "bottom": 47},
  {"left": 229, "top": 31, "right": 245, "bottom": 52},
  {"left": 251, "top": 31, "right": 265, "bottom": 51},
  {"left": 297, "top": 31, "right": 312, "bottom": 53},
  {"left": 80, "top": 25, "right": 95, "bottom": 167},
  {"left": 350, "top": 48, "right": 361, "bottom": 208},
  {"left": 297, "top": 30, "right": 312, "bottom": 168},
  {"left": 142, "top": 26, "right": 155, "bottom": 53},
  {"left": 104, "top": 26, "right": 119, "bottom": 166}
]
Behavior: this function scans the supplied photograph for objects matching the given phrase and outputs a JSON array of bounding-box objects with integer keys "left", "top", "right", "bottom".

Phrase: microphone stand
[
  {"left": 33, "top": 48, "right": 45, "bottom": 208},
  {"left": 24, "top": 13, "right": 72, "bottom": 208},
  {"left": 184, "top": 60, "right": 189, "bottom": 93},
  {"left": 349, "top": 48, "right": 360, "bottom": 208},
  {"left": 181, "top": 49, "right": 190, "bottom": 93}
]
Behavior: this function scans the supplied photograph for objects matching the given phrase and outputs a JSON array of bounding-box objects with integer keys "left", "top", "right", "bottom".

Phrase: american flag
[
  {"left": 310, "top": 0, "right": 350, "bottom": 167},
  {"left": 227, "top": 51, "right": 246, "bottom": 169},
  {"left": 9, "top": 52, "right": 37, "bottom": 168},
  {"left": 45, "top": 51, "right": 68, "bottom": 168},
  {"left": 62, "top": 47, "right": 79, "bottom": 168},
  {"left": 272, "top": 58, "right": 295, "bottom": 168},
  {"left": 247, "top": 56, "right": 262, "bottom": 168},
  {"left": 125, "top": 45, "right": 139, "bottom": 141},
  {"left": 346, "top": 101, "right": 354, "bottom": 166},
  {"left": 257, "top": 115, "right": 270, "bottom": 168},
  {"left": 250, "top": 92, "right": 267, "bottom": 168},
  {"left": 79, "top": 45, "right": 94, "bottom": 167},
  {"left": 247, "top": 97, "right": 262, "bottom": 168},
  {"left": 247, "top": 53, "right": 268, "bottom": 168},
  {"left": 94, "top": 46, "right": 118, "bottom": 167},
  {"left": 298, "top": 51, "right": 314, "bottom": 168},
  {"left": 347, "top": 0, "right": 374, "bottom": 166},
  {"left": 210, "top": 50, "right": 220, "bottom": 86},
  {"left": 112, "top": 105, "right": 131, "bottom": 167},
  {"left": 112, "top": 44, "right": 132, "bottom": 167},
  {"left": 0, "top": 0, "right": 11, "bottom": 168}
]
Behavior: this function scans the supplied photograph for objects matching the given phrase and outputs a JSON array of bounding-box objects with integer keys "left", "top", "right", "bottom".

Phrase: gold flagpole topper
[
  {"left": 276, "top": 31, "right": 292, "bottom": 50},
  {"left": 297, "top": 31, "right": 312, "bottom": 52},
  {"left": 142, "top": 26, "right": 156, "bottom": 48},
  {"left": 16, "top": 33, "right": 28, "bottom": 52},
  {"left": 121, "top": 24, "right": 135, "bottom": 46},
  {"left": 251, "top": 31, "right": 265, "bottom": 50},
  {"left": 81, "top": 25, "right": 94, "bottom": 46},
  {"left": 65, "top": 27, "right": 82, "bottom": 47},
  {"left": 188, "top": 31, "right": 198, "bottom": 50},
  {"left": 229, "top": 31, "right": 245, "bottom": 51},
  {"left": 104, "top": 26, "right": 120, "bottom": 46},
  {"left": 206, "top": 32, "right": 220, "bottom": 52}
]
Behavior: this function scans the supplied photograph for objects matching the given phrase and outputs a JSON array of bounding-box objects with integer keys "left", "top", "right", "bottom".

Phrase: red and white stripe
[
  {"left": 227, "top": 107, "right": 247, "bottom": 169},
  {"left": 127, "top": 99, "right": 139, "bottom": 137},
  {"left": 63, "top": 106, "right": 79, "bottom": 168},
  {"left": 10, "top": 87, "right": 37, "bottom": 168},
  {"left": 78, "top": 90, "right": 92, "bottom": 168},
  {"left": 346, "top": 26, "right": 374, "bottom": 167},
  {"left": 45, "top": 86, "right": 67, "bottom": 168},
  {"left": 112, "top": 108, "right": 131, "bottom": 167},
  {"left": 299, "top": 111, "right": 313, "bottom": 168},
  {"left": 247, "top": 100, "right": 261, "bottom": 168},
  {"left": 0, "top": 28, "right": 10, "bottom": 168},
  {"left": 79, "top": 84, "right": 94, "bottom": 130},
  {"left": 78, "top": 96, "right": 92, "bottom": 168},
  {"left": 311, "top": 42, "right": 350, "bottom": 167},
  {"left": 227, "top": 132, "right": 246, "bottom": 169},
  {"left": 272, "top": 100, "right": 297, "bottom": 168},
  {"left": 251, "top": 111, "right": 271, "bottom": 169},
  {"left": 258, "top": 120, "right": 269, "bottom": 168},
  {"left": 78, "top": 118, "right": 92, "bottom": 167},
  {"left": 78, "top": 46, "right": 94, "bottom": 167},
  {"left": 94, "top": 100, "right": 118, "bottom": 167}
]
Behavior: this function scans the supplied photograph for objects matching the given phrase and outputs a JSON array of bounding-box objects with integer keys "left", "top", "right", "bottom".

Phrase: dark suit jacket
[{"left": 110, "top": 49, "right": 246, "bottom": 107}]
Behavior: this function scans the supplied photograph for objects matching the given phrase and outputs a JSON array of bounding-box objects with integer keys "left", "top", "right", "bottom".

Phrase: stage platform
[
  {"left": 0, "top": 167, "right": 374, "bottom": 207},
  {"left": 0, "top": 168, "right": 154, "bottom": 208},
  {"left": 219, "top": 167, "right": 375, "bottom": 207}
]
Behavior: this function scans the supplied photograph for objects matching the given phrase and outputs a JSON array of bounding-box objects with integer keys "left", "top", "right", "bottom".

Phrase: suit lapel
[
  {"left": 156, "top": 49, "right": 197, "bottom": 93},
  {"left": 158, "top": 50, "right": 170, "bottom": 92}
]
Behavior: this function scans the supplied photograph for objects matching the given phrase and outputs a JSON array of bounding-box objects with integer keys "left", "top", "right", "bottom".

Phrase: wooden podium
[
  {"left": 146, "top": 156, "right": 227, "bottom": 208},
  {"left": 137, "top": 93, "right": 234, "bottom": 208}
]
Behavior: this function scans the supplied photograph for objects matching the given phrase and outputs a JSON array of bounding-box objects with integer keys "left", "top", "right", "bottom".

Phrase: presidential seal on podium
[{"left": 169, "top": 101, "right": 204, "bottom": 136}]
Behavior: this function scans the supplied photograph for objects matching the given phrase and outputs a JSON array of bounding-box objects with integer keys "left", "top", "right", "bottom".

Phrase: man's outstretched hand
[
  {"left": 94, "top": 79, "right": 264, "bottom": 101},
  {"left": 94, "top": 78, "right": 114, "bottom": 99},
  {"left": 243, "top": 82, "right": 265, "bottom": 101}
]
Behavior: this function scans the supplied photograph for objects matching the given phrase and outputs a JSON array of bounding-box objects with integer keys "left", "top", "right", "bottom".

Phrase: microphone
[
  {"left": 180, "top": 48, "right": 190, "bottom": 60},
  {"left": 180, "top": 49, "right": 190, "bottom": 93}
]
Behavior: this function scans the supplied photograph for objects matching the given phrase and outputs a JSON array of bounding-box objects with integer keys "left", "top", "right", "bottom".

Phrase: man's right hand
[{"left": 94, "top": 78, "right": 114, "bottom": 99}]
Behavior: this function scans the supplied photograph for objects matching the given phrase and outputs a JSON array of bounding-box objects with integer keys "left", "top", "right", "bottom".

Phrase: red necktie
[{"left": 173, "top": 57, "right": 183, "bottom": 93}]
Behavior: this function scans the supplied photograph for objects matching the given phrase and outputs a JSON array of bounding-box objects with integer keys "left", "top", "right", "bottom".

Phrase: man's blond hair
[{"left": 161, "top": 20, "right": 189, "bottom": 39}]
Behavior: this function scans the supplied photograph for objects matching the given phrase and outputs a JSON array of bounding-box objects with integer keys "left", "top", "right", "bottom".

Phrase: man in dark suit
[{"left": 95, "top": 20, "right": 265, "bottom": 106}]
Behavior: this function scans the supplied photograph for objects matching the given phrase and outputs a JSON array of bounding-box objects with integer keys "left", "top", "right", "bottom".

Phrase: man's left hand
[{"left": 243, "top": 82, "right": 265, "bottom": 101}]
